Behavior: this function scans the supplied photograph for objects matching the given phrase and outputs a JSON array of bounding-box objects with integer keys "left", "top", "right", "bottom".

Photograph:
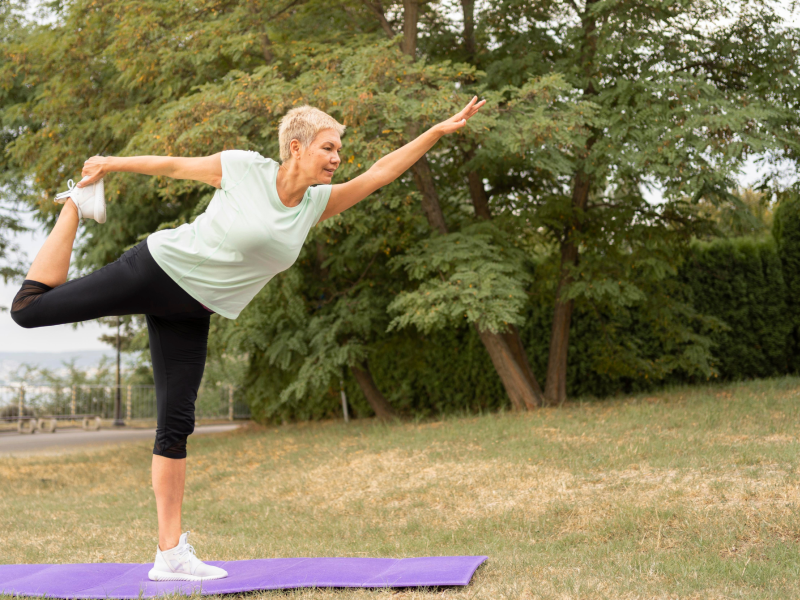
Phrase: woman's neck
[{"left": 275, "top": 161, "right": 310, "bottom": 207}]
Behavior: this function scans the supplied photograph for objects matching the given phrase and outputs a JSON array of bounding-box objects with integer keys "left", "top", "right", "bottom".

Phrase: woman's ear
[{"left": 290, "top": 139, "right": 302, "bottom": 160}]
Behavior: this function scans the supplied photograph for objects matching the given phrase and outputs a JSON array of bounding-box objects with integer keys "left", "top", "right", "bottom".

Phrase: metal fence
[{"left": 0, "top": 384, "right": 250, "bottom": 424}]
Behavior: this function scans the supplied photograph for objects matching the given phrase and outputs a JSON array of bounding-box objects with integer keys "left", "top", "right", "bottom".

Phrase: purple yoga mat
[{"left": 0, "top": 556, "right": 487, "bottom": 598}]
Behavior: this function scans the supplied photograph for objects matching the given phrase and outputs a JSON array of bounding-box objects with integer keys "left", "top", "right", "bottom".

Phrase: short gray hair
[{"left": 278, "top": 105, "right": 346, "bottom": 163}]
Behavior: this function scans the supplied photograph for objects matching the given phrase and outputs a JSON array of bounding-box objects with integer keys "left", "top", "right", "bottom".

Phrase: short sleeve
[
  {"left": 220, "top": 150, "right": 260, "bottom": 191},
  {"left": 310, "top": 184, "right": 332, "bottom": 222}
]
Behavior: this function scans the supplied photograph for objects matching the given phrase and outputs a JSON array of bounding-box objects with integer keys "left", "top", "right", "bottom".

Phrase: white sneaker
[
  {"left": 147, "top": 532, "right": 228, "bottom": 582},
  {"left": 55, "top": 178, "right": 106, "bottom": 224}
]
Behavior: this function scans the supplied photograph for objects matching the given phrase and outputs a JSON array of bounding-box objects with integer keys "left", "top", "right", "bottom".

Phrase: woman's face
[{"left": 295, "top": 128, "right": 342, "bottom": 184}]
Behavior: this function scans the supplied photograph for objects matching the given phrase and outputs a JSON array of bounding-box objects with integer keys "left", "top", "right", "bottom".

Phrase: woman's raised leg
[{"left": 26, "top": 200, "right": 79, "bottom": 287}]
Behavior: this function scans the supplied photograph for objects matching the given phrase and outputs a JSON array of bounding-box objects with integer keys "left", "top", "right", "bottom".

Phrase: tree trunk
[
  {"left": 362, "top": 0, "right": 541, "bottom": 410},
  {"left": 543, "top": 1, "right": 600, "bottom": 405},
  {"left": 544, "top": 170, "right": 591, "bottom": 405},
  {"left": 410, "top": 156, "right": 449, "bottom": 234},
  {"left": 361, "top": 0, "right": 396, "bottom": 38},
  {"left": 459, "top": 0, "right": 476, "bottom": 61},
  {"left": 475, "top": 326, "right": 540, "bottom": 410},
  {"left": 259, "top": 31, "right": 274, "bottom": 64},
  {"left": 501, "top": 325, "right": 543, "bottom": 399},
  {"left": 351, "top": 361, "right": 397, "bottom": 419},
  {"left": 463, "top": 149, "right": 491, "bottom": 221},
  {"left": 544, "top": 242, "right": 578, "bottom": 404},
  {"left": 408, "top": 146, "right": 540, "bottom": 408},
  {"left": 464, "top": 150, "right": 544, "bottom": 405},
  {"left": 248, "top": 1, "right": 274, "bottom": 64},
  {"left": 406, "top": 150, "right": 542, "bottom": 409},
  {"left": 467, "top": 171, "right": 491, "bottom": 220},
  {"left": 402, "top": 0, "right": 418, "bottom": 56}
]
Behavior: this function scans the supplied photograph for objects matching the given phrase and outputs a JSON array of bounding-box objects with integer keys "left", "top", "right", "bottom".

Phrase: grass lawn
[{"left": 2, "top": 377, "right": 800, "bottom": 599}]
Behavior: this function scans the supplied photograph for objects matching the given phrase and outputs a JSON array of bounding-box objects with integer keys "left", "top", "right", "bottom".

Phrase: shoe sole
[
  {"left": 147, "top": 568, "right": 227, "bottom": 582},
  {"left": 93, "top": 179, "right": 106, "bottom": 224},
  {"left": 53, "top": 179, "right": 106, "bottom": 224}
]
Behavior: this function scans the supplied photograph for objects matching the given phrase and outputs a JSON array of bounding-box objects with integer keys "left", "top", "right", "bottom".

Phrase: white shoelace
[
  {"left": 163, "top": 542, "right": 198, "bottom": 573},
  {"left": 178, "top": 543, "right": 197, "bottom": 559},
  {"left": 54, "top": 179, "right": 77, "bottom": 200},
  {"left": 54, "top": 179, "right": 85, "bottom": 219}
]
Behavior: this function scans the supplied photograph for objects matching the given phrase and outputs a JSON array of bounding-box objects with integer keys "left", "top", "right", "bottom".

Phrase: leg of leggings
[
  {"left": 10, "top": 240, "right": 202, "bottom": 328},
  {"left": 148, "top": 310, "right": 210, "bottom": 460}
]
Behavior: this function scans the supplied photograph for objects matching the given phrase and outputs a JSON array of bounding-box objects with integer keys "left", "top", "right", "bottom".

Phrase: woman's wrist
[
  {"left": 102, "top": 156, "right": 117, "bottom": 175},
  {"left": 428, "top": 124, "right": 446, "bottom": 140}
]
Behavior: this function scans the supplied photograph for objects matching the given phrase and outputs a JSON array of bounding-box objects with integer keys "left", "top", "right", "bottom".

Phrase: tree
[
  {"left": 0, "top": 1, "right": 33, "bottom": 293},
  {"left": 357, "top": 0, "right": 554, "bottom": 409},
  {"left": 460, "top": 0, "right": 800, "bottom": 402},
  {"left": 3, "top": 0, "right": 797, "bottom": 416}
]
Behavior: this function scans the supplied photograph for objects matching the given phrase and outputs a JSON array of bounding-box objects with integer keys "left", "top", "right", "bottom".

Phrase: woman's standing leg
[
  {"left": 152, "top": 456, "right": 186, "bottom": 551},
  {"left": 145, "top": 310, "right": 225, "bottom": 582},
  {"left": 26, "top": 200, "right": 79, "bottom": 287},
  {"left": 147, "top": 310, "right": 210, "bottom": 552}
]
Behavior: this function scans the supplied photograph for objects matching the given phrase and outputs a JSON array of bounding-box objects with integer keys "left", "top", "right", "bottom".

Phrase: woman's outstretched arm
[
  {"left": 319, "top": 96, "right": 486, "bottom": 223},
  {"left": 76, "top": 154, "right": 223, "bottom": 189}
]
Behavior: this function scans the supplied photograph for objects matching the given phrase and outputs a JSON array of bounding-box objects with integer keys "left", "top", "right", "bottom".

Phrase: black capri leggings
[{"left": 10, "top": 239, "right": 211, "bottom": 459}]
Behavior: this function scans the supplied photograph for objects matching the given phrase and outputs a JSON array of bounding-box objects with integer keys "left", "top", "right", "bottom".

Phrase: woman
[{"left": 11, "top": 97, "right": 485, "bottom": 581}]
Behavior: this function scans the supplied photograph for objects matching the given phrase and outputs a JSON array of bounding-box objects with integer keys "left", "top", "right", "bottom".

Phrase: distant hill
[{"left": 0, "top": 350, "right": 113, "bottom": 385}]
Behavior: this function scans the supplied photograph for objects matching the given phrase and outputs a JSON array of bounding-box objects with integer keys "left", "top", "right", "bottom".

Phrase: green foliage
[
  {"left": 356, "top": 326, "right": 508, "bottom": 416},
  {"left": 387, "top": 223, "right": 532, "bottom": 334},
  {"left": 0, "top": 1, "right": 33, "bottom": 287},
  {"left": 3, "top": 0, "right": 799, "bottom": 418},
  {"left": 773, "top": 188, "right": 800, "bottom": 372},
  {"left": 680, "top": 236, "right": 791, "bottom": 380},
  {"left": 699, "top": 189, "right": 774, "bottom": 238},
  {"left": 0, "top": 202, "right": 27, "bottom": 288},
  {"left": 14, "top": 357, "right": 115, "bottom": 388},
  {"left": 518, "top": 258, "right": 721, "bottom": 398}
]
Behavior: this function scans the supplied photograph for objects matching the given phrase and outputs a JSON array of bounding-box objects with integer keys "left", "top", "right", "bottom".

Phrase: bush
[
  {"left": 680, "top": 236, "right": 791, "bottom": 380},
  {"left": 240, "top": 201, "right": 800, "bottom": 420},
  {"left": 773, "top": 190, "right": 800, "bottom": 373}
]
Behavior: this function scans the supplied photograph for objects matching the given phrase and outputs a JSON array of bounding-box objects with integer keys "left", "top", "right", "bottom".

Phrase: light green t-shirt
[{"left": 147, "top": 150, "right": 331, "bottom": 319}]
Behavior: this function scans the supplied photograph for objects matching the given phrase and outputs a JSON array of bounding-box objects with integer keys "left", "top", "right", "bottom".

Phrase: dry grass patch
[{"left": 4, "top": 377, "right": 800, "bottom": 599}]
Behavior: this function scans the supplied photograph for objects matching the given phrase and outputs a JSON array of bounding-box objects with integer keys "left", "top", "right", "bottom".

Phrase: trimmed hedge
[
  {"left": 680, "top": 237, "right": 791, "bottom": 380},
  {"left": 773, "top": 192, "right": 800, "bottom": 373},
  {"left": 255, "top": 196, "right": 800, "bottom": 418},
  {"left": 347, "top": 229, "right": 800, "bottom": 412}
]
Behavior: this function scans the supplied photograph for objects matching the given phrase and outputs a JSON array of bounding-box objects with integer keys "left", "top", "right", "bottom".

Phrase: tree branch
[{"left": 360, "top": 0, "right": 396, "bottom": 38}]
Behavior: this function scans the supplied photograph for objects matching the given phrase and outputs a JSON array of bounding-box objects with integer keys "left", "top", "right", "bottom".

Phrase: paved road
[{"left": 0, "top": 424, "right": 241, "bottom": 456}]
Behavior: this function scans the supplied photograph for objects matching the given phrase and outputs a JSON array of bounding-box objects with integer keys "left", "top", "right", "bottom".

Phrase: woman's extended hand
[
  {"left": 77, "top": 156, "right": 110, "bottom": 187},
  {"left": 435, "top": 96, "right": 486, "bottom": 136}
]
